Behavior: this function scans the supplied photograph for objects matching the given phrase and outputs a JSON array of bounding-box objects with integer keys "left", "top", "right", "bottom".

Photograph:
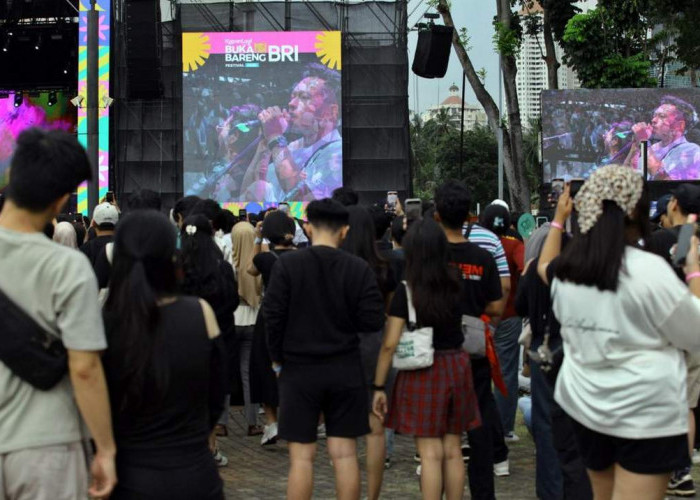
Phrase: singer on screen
[
  {"left": 239, "top": 64, "right": 342, "bottom": 202},
  {"left": 627, "top": 95, "right": 700, "bottom": 180}
]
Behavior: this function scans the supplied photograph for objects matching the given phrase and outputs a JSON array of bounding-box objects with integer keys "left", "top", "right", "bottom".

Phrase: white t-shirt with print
[
  {"left": 0, "top": 227, "right": 107, "bottom": 454},
  {"left": 552, "top": 246, "right": 700, "bottom": 439}
]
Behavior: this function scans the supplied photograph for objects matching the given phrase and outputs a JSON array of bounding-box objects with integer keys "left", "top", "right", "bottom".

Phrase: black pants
[
  {"left": 467, "top": 357, "right": 507, "bottom": 500},
  {"left": 551, "top": 400, "right": 593, "bottom": 500}
]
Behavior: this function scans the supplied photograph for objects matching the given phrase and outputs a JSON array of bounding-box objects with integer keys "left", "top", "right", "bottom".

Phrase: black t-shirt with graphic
[{"left": 448, "top": 241, "right": 503, "bottom": 317}]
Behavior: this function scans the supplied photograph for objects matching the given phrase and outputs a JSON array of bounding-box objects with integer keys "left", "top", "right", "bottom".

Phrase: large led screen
[
  {"left": 0, "top": 91, "right": 77, "bottom": 191},
  {"left": 182, "top": 31, "right": 342, "bottom": 214},
  {"left": 542, "top": 89, "right": 700, "bottom": 182}
]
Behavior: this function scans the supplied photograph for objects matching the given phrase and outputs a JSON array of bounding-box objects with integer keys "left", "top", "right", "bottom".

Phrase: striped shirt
[{"left": 463, "top": 223, "right": 511, "bottom": 278}]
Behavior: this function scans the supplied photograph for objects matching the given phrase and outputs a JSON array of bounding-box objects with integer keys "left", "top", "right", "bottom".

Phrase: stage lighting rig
[
  {"left": 34, "top": 34, "right": 42, "bottom": 51},
  {"left": 2, "top": 38, "right": 9, "bottom": 53},
  {"left": 14, "top": 93, "right": 23, "bottom": 107},
  {"left": 48, "top": 91, "right": 57, "bottom": 107},
  {"left": 101, "top": 95, "right": 114, "bottom": 107},
  {"left": 70, "top": 95, "right": 84, "bottom": 107}
]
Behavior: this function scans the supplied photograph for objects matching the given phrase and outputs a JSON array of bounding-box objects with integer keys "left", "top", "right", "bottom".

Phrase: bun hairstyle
[{"left": 262, "top": 210, "right": 296, "bottom": 246}]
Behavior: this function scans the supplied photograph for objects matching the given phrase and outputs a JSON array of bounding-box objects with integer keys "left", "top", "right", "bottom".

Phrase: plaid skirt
[{"left": 386, "top": 349, "right": 481, "bottom": 437}]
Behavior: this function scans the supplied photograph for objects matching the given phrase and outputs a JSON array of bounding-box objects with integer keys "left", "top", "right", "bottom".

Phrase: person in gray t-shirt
[{"left": 0, "top": 129, "right": 117, "bottom": 499}]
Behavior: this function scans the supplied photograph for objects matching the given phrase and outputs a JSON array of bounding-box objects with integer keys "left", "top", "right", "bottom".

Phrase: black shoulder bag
[{"left": 0, "top": 286, "right": 68, "bottom": 390}]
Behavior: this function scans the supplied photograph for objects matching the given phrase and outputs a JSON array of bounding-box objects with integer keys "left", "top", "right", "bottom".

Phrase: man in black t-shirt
[
  {"left": 264, "top": 198, "right": 385, "bottom": 500},
  {"left": 434, "top": 180, "right": 504, "bottom": 498},
  {"left": 80, "top": 202, "right": 118, "bottom": 268}
]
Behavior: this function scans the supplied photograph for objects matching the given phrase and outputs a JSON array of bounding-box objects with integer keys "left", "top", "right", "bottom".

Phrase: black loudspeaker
[
  {"left": 126, "top": 0, "right": 163, "bottom": 99},
  {"left": 412, "top": 25, "right": 453, "bottom": 79}
]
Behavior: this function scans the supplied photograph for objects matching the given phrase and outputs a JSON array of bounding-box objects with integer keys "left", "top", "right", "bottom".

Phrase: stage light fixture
[
  {"left": 14, "top": 93, "right": 23, "bottom": 107},
  {"left": 101, "top": 95, "right": 114, "bottom": 107},
  {"left": 2, "top": 38, "right": 9, "bottom": 52},
  {"left": 48, "top": 91, "right": 57, "bottom": 107},
  {"left": 34, "top": 34, "right": 42, "bottom": 51},
  {"left": 70, "top": 95, "right": 84, "bottom": 107}
]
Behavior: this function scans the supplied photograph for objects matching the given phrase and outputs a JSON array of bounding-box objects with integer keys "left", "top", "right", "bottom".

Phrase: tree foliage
[
  {"left": 411, "top": 113, "right": 501, "bottom": 207},
  {"left": 560, "top": 5, "right": 657, "bottom": 88}
]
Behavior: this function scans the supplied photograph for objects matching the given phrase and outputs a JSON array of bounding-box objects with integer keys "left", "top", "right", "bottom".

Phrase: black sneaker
[
  {"left": 461, "top": 444, "right": 471, "bottom": 463},
  {"left": 384, "top": 457, "right": 392, "bottom": 470},
  {"left": 414, "top": 453, "right": 421, "bottom": 463},
  {"left": 667, "top": 472, "right": 696, "bottom": 497}
]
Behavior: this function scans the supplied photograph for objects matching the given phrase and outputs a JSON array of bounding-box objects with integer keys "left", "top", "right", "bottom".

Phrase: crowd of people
[{"left": 3, "top": 127, "right": 700, "bottom": 500}]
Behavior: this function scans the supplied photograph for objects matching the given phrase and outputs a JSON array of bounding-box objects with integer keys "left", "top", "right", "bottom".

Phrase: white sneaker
[
  {"left": 504, "top": 432, "right": 520, "bottom": 442},
  {"left": 416, "top": 464, "right": 422, "bottom": 476},
  {"left": 494, "top": 459, "right": 510, "bottom": 477},
  {"left": 317, "top": 423, "right": 327, "bottom": 439},
  {"left": 261, "top": 422, "right": 278, "bottom": 446},
  {"left": 213, "top": 449, "right": 228, "bottom": 467}
]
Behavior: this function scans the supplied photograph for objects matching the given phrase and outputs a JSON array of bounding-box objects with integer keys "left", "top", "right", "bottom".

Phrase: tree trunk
[
  {"left": 437, "top": 0, "right": 530, "bottom": 211},
  {"left": 496, "top": 0, "right": 530, "bottom": 211},
  {"left": 542, "top": 4, "right": 560, "bottom": 90}
]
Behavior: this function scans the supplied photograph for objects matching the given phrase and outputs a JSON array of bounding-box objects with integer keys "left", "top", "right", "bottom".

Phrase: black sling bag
[{"left": 0, "top": 286, "right": 68, "bottom": 390}]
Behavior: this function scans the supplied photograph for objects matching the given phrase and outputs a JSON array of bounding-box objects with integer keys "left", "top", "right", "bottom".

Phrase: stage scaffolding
[{"left": 111, "top": 0, "right": 411, "bottom": 209}]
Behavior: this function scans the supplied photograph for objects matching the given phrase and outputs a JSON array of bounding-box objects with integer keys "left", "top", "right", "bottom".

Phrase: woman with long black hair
[
  {"left": 179, "top": 213, "right": 238, "bottom": 465},
  {"left": 102, "top": 210, "right": 226, "bottom": 500},
  {"left": 373, "top": 218, "right": 481, "bottom": 500},
  {"left": 341, "top": 205, "right": 397, "bottom": 500},
  {"left": 538, "top": 165, "right": 700, "bottom": 500}
]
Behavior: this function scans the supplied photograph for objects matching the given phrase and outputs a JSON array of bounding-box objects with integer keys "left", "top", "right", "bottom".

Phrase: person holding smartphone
[{"left": 538, "top": 165, "right": 700, "bottom": 500}]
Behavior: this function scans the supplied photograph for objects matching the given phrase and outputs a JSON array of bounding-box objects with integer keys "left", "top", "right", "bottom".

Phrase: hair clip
[{"left": 185, "top": 225, "right": 197, "bottom": 236}]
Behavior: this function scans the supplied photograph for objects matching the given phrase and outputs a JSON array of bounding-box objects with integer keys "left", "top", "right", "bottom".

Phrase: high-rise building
[
  {"left": 515, "top": 1, "right": 580, "bottom": 128},
  {"left": 421, "top": 83, "right": 488, "bottom": 130}
]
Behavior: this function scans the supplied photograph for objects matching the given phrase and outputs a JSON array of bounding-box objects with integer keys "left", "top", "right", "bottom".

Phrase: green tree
[
  {"left": 434, "top": 0, "right": 531, "bottom": 212},
  {"left": 560, "top": 4, "right": 657, "bottom": 88},
  {"left": 411, "top": 114, "right": 500, "bottom": 208},
  {"left": 649, "top": 0, "right": 700, "bottom": 86}
]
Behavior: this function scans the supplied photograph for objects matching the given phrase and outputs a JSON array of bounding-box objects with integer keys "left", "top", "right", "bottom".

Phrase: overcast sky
[{"left": 406, "top": 0, "right": 597, "bottom": 115}]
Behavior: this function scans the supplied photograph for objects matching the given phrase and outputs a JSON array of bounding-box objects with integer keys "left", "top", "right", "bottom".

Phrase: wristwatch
[
  {"left": 267, "top": 135, "right": 288, "bottom": 150},
  {"left": 371, "top": 384, "right": 385, "bottom": 392}
]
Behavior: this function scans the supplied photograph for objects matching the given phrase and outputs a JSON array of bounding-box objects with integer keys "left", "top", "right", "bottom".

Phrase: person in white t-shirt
[{"left": 537, "top": 165, "right": 700, "bottom": 500}]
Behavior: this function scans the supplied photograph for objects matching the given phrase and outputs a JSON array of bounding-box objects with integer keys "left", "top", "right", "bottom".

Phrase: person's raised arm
[{"left": 538, "top": 186, "right": 573, "bottom": 285}]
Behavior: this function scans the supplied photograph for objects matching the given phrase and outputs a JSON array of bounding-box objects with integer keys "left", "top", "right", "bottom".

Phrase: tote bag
[{"left": 392, "top": 283, "right": 434, "bottom": 370}]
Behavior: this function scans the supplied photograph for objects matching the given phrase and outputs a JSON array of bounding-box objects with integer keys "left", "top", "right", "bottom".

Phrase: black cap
[
  {"left": 670, "top": 184, "right": 700, "bottom": 215},
  {"left": 651, "top": 194, "right": 672, "bottom": 223}
]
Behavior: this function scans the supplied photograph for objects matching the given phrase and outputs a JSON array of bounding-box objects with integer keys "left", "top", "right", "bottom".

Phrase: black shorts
[
  {"left": 571, "top": 419, "right": 689, "bottom": 474},
  {"left": 278, "top": 354, "right": 370, "bottom": 443}
]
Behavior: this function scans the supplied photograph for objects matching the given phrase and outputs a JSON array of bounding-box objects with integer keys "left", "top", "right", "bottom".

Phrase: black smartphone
[
  {"left": 405, "top": 198, "right": 422, "bottom": 222},
  {"left": 550, "top": 178, "right": 565, "bottom": 203},
  {"left": 239, "top": 209, "right": 247, "bottom": 220},
  {"left": 673, "top": 221, "right": 697, "bottom": 267},
  {"left": 105, "top": 191, "right": 114, "bottom": 203},
  {"left": 387, "top": 191, "right": 398, "bottom": 210},
  {"left": 569, "top": 179, "right": 584, "bottom": 198}
]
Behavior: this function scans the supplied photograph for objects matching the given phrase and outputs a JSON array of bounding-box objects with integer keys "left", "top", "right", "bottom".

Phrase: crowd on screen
[{"left": 3, "top": 128, "right": 700, "bottom": 500}]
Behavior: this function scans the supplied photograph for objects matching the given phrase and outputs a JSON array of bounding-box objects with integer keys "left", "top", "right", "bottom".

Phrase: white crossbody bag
[{"left": 392, "top": 283, "right": 434, "bottom": 371}]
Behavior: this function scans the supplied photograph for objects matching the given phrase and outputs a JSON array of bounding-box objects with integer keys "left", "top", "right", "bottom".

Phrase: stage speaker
[
  {"left": 412, "top": 25, "right": 453, "bottom": 79},
  {"left": 126, "top": 0, "right": 163, "bottom": 99}
]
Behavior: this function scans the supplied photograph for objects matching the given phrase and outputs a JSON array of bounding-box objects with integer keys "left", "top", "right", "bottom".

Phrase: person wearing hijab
[
  {"left": 232, "top": 220, "right": 264, "bottom": 435},
  {"left": 53, "top": 221, "right": 78, "bottom": 248}
]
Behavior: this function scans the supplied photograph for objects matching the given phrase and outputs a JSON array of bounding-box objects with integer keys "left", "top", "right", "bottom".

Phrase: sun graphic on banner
[
  {"left": 315, "top": 31, "right": 341, "bottom": 71},
  {"left": 182, "top": 33, "right": 211, "bottom": 72}
]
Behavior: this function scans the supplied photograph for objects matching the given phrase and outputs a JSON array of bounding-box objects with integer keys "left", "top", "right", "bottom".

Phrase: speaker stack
[{"left": 125, "top": 0, "right": 163, "bottom": 99}]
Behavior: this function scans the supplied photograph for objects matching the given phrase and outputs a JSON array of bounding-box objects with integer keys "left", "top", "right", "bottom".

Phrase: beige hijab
[{"left": 232, "top": 221, "right": 262, "bottom": 307}]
